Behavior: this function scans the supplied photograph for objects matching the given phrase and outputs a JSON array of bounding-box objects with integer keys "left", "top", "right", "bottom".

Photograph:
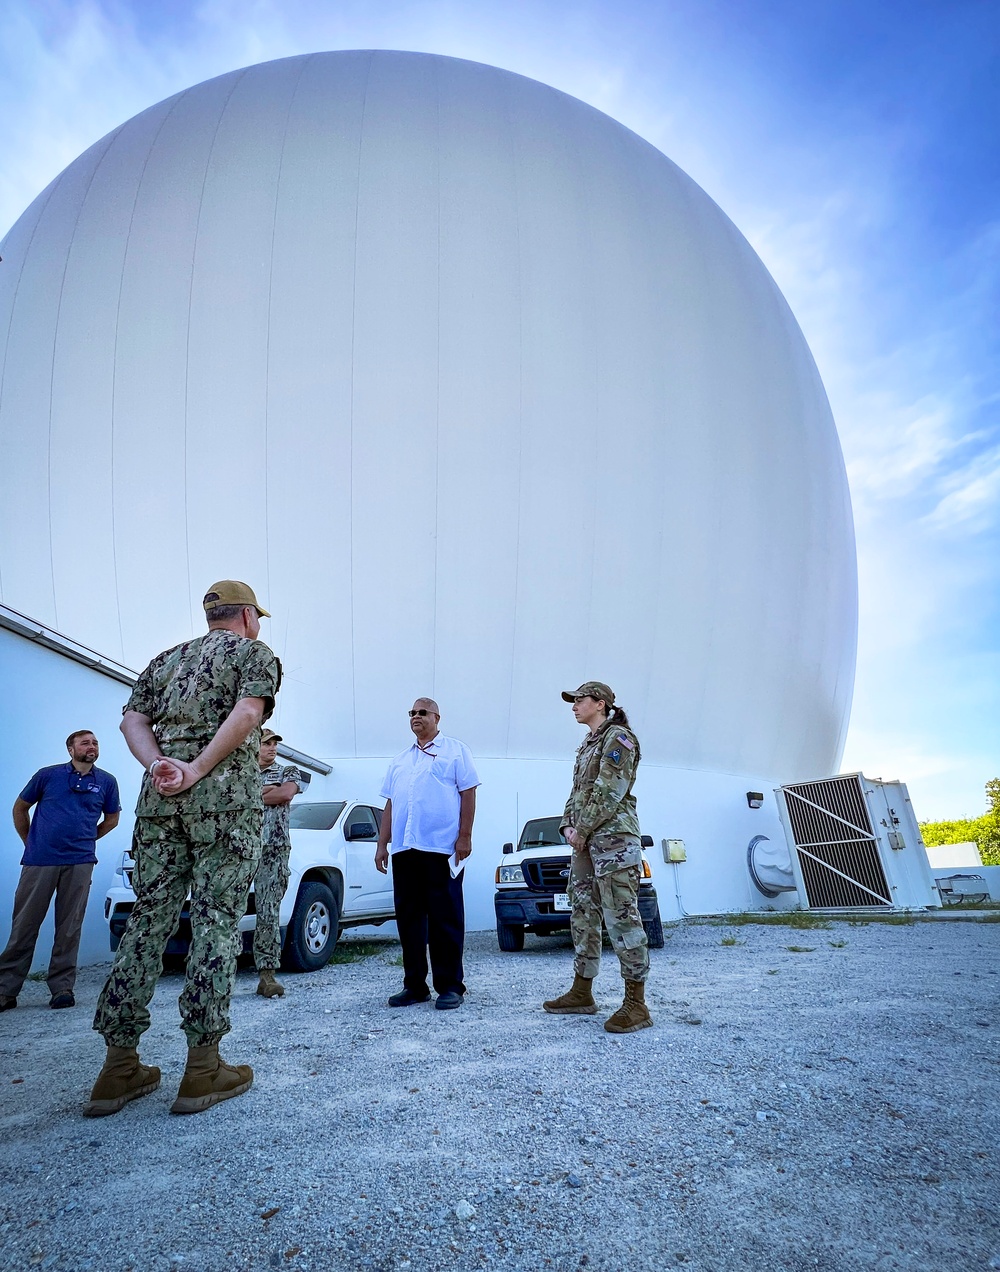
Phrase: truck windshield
[
  {"left": 290, "top": 802, "right": 347, "bottom": 831},
  {"left": 518, "top": 816, "right": 567, "bottom": 850}
]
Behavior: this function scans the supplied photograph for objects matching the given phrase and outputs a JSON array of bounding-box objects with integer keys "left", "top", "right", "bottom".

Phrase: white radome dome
[{"left": 0, "top": 50, "right": 855, "bottom": 780}]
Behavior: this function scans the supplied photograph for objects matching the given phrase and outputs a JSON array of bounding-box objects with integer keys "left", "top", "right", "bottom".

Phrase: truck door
[{"left": 342, "top": 804, "right": 394, "bottom": 915}]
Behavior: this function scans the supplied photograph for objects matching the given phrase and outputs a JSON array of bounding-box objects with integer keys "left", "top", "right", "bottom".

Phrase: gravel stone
[{"left": 0, "top": 924, "right": 998, "bottom": 1271}]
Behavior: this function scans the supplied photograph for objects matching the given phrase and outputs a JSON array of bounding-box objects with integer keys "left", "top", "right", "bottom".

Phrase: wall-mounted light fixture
[{"left": 746, "top": 791, "right": 764, "bottom": 810}]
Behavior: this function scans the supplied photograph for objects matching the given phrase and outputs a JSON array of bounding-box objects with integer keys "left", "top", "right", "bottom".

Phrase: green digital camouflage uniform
[
  {"left": 252, "top": 761, "right": 303, "bottom": 970},
  {"left": 93, "top": 630, "right": 280, "bottom": 1048},
  {"left": 560, "top": 716, "right": 649, "bottom": 983}
]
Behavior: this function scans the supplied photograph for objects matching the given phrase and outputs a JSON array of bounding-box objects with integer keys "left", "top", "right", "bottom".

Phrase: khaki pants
[{"left": 0, "top": 863, "right": 95, "bottom": 998}]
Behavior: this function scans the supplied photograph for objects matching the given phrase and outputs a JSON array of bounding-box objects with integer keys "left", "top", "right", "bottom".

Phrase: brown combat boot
[
  {"left": 604, "top": 979, "right": 653, "bottom": 1033},
  {"left": 256, "top": 970, "right": 285, "bottom": 998},
  {"left": 83, "top": 1046, "right": 161, "bottom": 1117},
  {"left": 542, "top": 973, "right": 598, "bottom": 1015},
  {"left": 170, "top": 1044, "right": 253, "bottom": 1115}
]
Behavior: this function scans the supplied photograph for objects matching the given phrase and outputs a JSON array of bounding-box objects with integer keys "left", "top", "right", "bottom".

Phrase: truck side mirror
[
  {"left": 502, "top": 842, "right": 514, "bottom": 854},
  {"left": 640, "top": 834, "right": 653, "bottom": 849},
  {"left": 346, "top": 822, "right": 376, "bottom": 841}
]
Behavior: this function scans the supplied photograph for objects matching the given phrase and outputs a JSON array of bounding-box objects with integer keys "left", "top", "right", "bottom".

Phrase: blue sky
[{"left": 2, "top": 0, "right": 997, "bottom": 820}]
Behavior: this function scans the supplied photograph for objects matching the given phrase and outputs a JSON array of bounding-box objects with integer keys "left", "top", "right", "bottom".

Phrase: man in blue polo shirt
[{"left": 0, "top": 730, "right": 121, "bottom": 1010}]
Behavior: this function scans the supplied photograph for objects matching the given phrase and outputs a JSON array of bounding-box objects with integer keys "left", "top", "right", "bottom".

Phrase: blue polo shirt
[{"left": 18, "top": 763, "right": 121, "bottom": 867}]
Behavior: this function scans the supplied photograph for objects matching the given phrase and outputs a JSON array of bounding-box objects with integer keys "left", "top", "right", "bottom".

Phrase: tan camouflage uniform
[
  {"left": 252, "top": 761, "right": 303, "bottom": 970},
  {"left": 93, "top": 631, "right": 280, "bottom": 1048},
  {"left": 560, "top": 716, "right": 649, "bottom": 983}
]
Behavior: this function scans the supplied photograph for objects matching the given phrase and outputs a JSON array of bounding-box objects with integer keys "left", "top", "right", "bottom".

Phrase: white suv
[{"left": 104, "top": 798, "right": 394, "bottom": 972}]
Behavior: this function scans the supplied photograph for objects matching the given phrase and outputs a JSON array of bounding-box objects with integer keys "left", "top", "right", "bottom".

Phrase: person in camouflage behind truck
[
  {"left": 543, "top": 681, "right": 652, "bottom": 1034},
  {"left": 85, "top": 581, "right": 281, "bottom": 1118},
  {"left": 252, "top": 728, "right": 303, "bottom": 999}
]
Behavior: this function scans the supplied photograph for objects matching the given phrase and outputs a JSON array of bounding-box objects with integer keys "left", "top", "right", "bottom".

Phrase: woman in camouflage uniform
[{"left": 543, "top": 681, "right": 652, "bottom": 1033}]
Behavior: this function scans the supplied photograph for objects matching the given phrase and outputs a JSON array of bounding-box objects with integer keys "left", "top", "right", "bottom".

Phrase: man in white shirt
[{"left": 375, "top": 698, "right": 479, "bottom": 1010}]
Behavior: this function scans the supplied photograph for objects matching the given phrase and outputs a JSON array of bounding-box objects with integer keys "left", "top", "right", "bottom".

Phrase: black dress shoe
[
  {"left": 49, "top": 992, "right": 75, "bottom": 1009},
  {"left": 0, "top": 995, "right": 16, "bottom": 1012},
  {"left": 435, "top": 991, "right": 463, "bottom": 1011},
  {"left": 387, "top": 988, "right": 431, "bottom": 1007}
]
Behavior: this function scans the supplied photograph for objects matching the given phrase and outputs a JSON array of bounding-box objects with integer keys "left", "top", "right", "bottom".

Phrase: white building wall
[{"left": 925, "top": 842, "right": 982, "bottom": 869}]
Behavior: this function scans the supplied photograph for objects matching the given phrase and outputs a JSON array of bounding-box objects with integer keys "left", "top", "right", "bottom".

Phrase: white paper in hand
[{"left": 448, "top": 851, "right": 466, "bottom": 879}]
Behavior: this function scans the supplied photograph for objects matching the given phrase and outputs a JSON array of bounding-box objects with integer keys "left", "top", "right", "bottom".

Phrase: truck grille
[{"left": 522, "top": 857, "right": 572, "bottom": 892}]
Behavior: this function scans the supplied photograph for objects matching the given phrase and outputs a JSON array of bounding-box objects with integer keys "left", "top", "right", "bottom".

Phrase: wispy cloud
[{"left": 925, "top": 445, "right": 1000, "bottom": 534}]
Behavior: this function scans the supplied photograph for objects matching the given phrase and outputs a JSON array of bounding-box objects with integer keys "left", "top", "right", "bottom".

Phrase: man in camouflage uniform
[
  {"left": 543, "top": 681, "right": 652, "bottom": 1033},
  {"left": 85, "top": 581, "right": 281, "bottom": 1117},
  {"left": 253, "top": 728, "right": 303, "bottom": 998}
]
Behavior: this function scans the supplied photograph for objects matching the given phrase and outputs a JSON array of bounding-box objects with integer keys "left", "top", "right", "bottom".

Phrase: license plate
[{"left": 553, "top": 892, "right": 571, "bottom": 912}]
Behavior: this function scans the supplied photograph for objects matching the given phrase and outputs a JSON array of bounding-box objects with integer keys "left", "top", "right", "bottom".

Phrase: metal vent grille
[{"left": 781, "top": 776, "right": 891, "bottom": 908}]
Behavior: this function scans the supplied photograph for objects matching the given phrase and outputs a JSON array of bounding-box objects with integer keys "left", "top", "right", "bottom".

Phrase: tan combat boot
[
  {"left": 604, "top": 979, "right": 653, "bottom": 1033},
  {"left": 542, "top": 973, "right": 598, "bottom": 1015},
  {"left": 83, "top": 1046, "right": 161, "bottom": 1117},
  {"left": 170, "top": 1044, "right": 253, "bottom": 1115},
  {"left": 256, "top": 970, "right": 285, "bottom": 999}
]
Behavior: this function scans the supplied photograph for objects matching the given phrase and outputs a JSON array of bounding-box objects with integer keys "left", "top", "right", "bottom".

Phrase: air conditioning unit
[{"left": 775, "top": 773, "right": 941, "bottom": 911}]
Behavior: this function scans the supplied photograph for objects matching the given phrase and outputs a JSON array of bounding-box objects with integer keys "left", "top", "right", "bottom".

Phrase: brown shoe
[
  {"left": 170, "top": 1044, "right": 253, "bottom": 1115},
  {"left": 604, "top": 979, "right": 653, "bottom": 1034},
  {"left": 83, "top": 1046, "right": 161, "bottom": 1117},
  {"left": 256, "top": 970, "right": 285, "bottom": 999},
  {"left": 542, "top": 973, "right": 598, "bottom": 1015}
]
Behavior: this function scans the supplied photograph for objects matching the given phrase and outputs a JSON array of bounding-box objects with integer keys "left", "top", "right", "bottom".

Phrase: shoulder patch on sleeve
[
  {"left": 609, "top": 748, "right": 622, "bottom": 764},
  {"left": 616, "top": 734, "right": 634, "bottom": 750}
]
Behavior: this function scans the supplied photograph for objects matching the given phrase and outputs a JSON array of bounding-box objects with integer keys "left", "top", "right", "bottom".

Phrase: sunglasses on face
[{"left": 408, "top": 709, "right": 434, "bottom": 718}]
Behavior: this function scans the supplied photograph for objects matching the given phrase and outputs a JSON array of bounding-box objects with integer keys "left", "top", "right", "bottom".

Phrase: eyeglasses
[{"left": 408, "top": 709, "right": 434, "bottom": 717}]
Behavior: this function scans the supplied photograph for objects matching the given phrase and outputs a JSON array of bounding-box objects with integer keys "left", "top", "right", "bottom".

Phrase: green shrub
[{"left": 920, "top": 778, "right": 1000, "bottom": 866}]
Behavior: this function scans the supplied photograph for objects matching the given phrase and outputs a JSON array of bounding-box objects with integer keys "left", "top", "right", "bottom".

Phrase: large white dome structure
[{"left": 0, "top": 50, "right": 856, "bottom": 920}]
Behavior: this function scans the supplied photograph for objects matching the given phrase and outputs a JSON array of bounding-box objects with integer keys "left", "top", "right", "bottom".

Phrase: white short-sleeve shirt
[{"left": 380, "top": 734, "right": 481, "bottom": 855}]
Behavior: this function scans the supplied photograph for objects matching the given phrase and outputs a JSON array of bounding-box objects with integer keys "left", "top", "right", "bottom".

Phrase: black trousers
[{"left": 391, "top": 849, "right": 466, "bottom": 996}]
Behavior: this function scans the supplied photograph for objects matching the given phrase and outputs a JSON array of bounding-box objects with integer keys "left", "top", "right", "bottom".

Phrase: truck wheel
[
  {"left": 643, "top": 912, "right": 665, "bottom": 949},
  {"left": 283, "top": 881, "right": 340, "bottom": 971},
  {"left": 497, "top": 921, "right": 525, "bottom": 952}
]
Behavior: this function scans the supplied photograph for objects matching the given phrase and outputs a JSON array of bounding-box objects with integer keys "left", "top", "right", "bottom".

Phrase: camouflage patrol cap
[
  {"left": 561, "top": 681, "right": 615, "bottom": 705},
  {"left": 260, "top": 728, "right": 282, "bottom": 744},
  {"left": 202, "top": 580, "right": 270, "bottom": 617}
]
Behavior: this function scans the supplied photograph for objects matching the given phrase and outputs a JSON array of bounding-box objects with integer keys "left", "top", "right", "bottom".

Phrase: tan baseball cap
[
  {"left": 260, "top": 728, "right": 282, "bottom": 743},
  {"left": 202, "top": 580, "right": 270, "bottom": 617},
  {"left": 561, "top": 681, "right": 615, "bottom": 705}
]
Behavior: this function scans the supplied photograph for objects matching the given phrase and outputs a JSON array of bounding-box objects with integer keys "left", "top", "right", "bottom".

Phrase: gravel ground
[{"left": 1, "top": 918, "right": 998, "bottom": 1272}]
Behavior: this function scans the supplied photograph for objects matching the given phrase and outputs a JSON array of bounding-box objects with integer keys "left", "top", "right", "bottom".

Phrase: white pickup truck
[
  {"left": 493, "top": 814, "right": 664, "bottom": 951},
  {"left": 104, "top": 798, "right": 394, "bottom": 971}
]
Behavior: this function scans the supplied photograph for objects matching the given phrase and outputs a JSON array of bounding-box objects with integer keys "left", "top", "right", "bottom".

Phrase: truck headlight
[
  {"left": 496, "top": 864, "right": 525, "bottom": 885},
  {"left": 641, "top": 859, "right": 652, "bottom": 880}
]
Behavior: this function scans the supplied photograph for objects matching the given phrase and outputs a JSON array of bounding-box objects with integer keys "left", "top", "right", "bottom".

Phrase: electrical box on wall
[{"left": 662, "top": 838, "right": 687, "bottom": 863}]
